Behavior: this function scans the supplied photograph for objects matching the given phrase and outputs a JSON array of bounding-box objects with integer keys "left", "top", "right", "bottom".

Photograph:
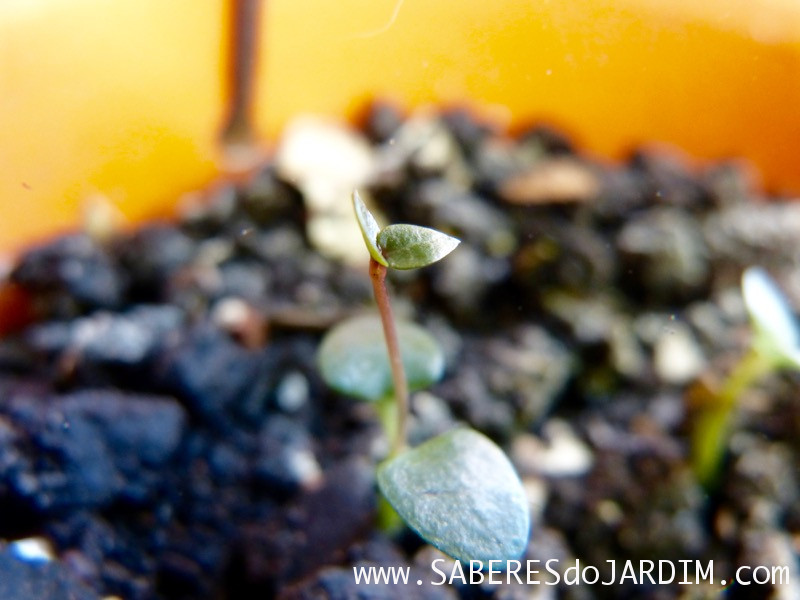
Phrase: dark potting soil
[{"left": 1, "top": 103, "right": 799, "bottom": 600}]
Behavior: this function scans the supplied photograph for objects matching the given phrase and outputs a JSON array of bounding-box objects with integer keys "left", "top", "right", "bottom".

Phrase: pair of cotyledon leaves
[
  {"left": 315, "top": 193, "right": 530, "bottom": 564},
  {"left": 353, "top": 190, "right": 460, "bottom": 270}
]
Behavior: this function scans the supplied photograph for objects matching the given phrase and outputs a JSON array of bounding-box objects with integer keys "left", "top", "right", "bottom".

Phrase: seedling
[
  {"left": 317, "top": 191, "right": 530, "bottom": 564},
  {"left": 691, "top": 266, "right": 800, "bottom": 488}
]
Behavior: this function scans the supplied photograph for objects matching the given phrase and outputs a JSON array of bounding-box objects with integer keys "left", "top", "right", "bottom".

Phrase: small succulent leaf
[
  {"left": 741, "top": 266, "right": 800, "bottom": 369},
  {"left": 377, "top": 224, "right": 460, "bottom": 270},
  {"left": 317, "top": 315, "right": 445, "bottom": 402},
  {"left": 377, "top": 428, "right": 530, "bottom": 563},
  {"left": 352, "top": 191, "right": 389, "bottom": 267}
]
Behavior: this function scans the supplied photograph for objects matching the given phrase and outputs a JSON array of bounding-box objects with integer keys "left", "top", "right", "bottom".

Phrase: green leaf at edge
[
  {"left": 377, "top": 224, "right": 460, "bottom": 270},
  {"left": 317, "top": 314, "right": 445, "bottom": 402},
  {"left": 352, "top": 190, "right": 388, "bottom": 266},
  {"left": 741, "top": 266, "right": 800, "bottom": 369},
  {"left": 377, "top": 428, "right": 530, "bottom": 564}
]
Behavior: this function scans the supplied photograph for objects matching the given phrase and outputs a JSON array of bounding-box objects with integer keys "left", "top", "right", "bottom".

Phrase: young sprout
[
  {"left": 692, "top": 266, "right": 800, "bottom": 488},
  {"left": 317, "top": 191, "right": 530, "bottom": 564}
]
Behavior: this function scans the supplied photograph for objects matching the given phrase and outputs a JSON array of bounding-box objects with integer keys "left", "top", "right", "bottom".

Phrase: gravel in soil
[{"left": 1, "top": 103, "right": 800, "bottom": 599}]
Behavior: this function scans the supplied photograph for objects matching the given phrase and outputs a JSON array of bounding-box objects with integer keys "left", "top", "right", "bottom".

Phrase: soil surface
[{"left": 1, "top": 104, "right": 799, "bottom": 600}]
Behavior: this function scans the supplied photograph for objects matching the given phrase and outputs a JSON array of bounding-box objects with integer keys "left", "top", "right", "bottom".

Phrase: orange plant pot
[{"left": 2, "top": 0, "right": 800, "bottom": 258}]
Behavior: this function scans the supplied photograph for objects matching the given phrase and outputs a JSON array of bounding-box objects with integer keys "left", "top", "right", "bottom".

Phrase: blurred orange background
[{"left": 2, "top": 0, "right": 799, "bottom": 256}]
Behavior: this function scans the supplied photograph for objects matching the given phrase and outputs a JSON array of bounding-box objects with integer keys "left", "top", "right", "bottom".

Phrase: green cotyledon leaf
[
  {"left": 741, "top": 266, "right": 800, "bottom": 369},
  {"left": 352, "top": 191, "right": 388, "bottom": 267},
  {"left": 317, "top": 315, "right": 445, "bottom": 402},
  {"left": 377, "top": 224, "right": 460, "bottom": 270},
  {"left": 377, "top": 428, "right": 531, "bottom": 564}
]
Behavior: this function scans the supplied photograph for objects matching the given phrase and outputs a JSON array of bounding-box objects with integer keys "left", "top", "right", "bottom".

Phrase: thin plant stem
[
  {"left": 692, "top": 348, "right": 773, "bottom": 488},
  {"left": 369, "top": 258, "right": 409, "bottom": 456},
  {"left": 375, "top": 395, "right": 398, "bottom": 453},
  {"left": 717, "top": 348, "right": 773, "bottom": 409},
  {"left": 375, "top": 494, "right": 404, "bottom": 534}
]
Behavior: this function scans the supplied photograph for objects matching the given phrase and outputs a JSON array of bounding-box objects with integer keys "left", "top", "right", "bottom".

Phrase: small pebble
[
  {"left": 275, "top": 371, "right": 310, "bottom": 413},
  {"left": 256, "top": 416, "right": 322, "bottom": 492},
  {"left": 499, "top": 157, "right": 600, "bottom": 204},
  {"left": 211, "top": 296, "right": 266, "bottom": 349},
  {"left": 652, "top": 321, "right": 707, "bottom": 384},
  {"left": 512, "top": 420, "right": 593, "bottom": 477},
  {"left": 8, "top": 537, "right": 54, "bottom": 564}
]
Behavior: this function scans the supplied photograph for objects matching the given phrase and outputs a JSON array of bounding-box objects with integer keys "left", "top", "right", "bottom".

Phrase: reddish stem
[{"left": 369, "top": 258, "right": 409, "bottom": 455}]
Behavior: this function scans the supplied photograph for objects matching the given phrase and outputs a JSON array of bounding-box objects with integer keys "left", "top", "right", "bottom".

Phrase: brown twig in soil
[{"left": 220, "top": 0, "right": 263, "bottom": 145}]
